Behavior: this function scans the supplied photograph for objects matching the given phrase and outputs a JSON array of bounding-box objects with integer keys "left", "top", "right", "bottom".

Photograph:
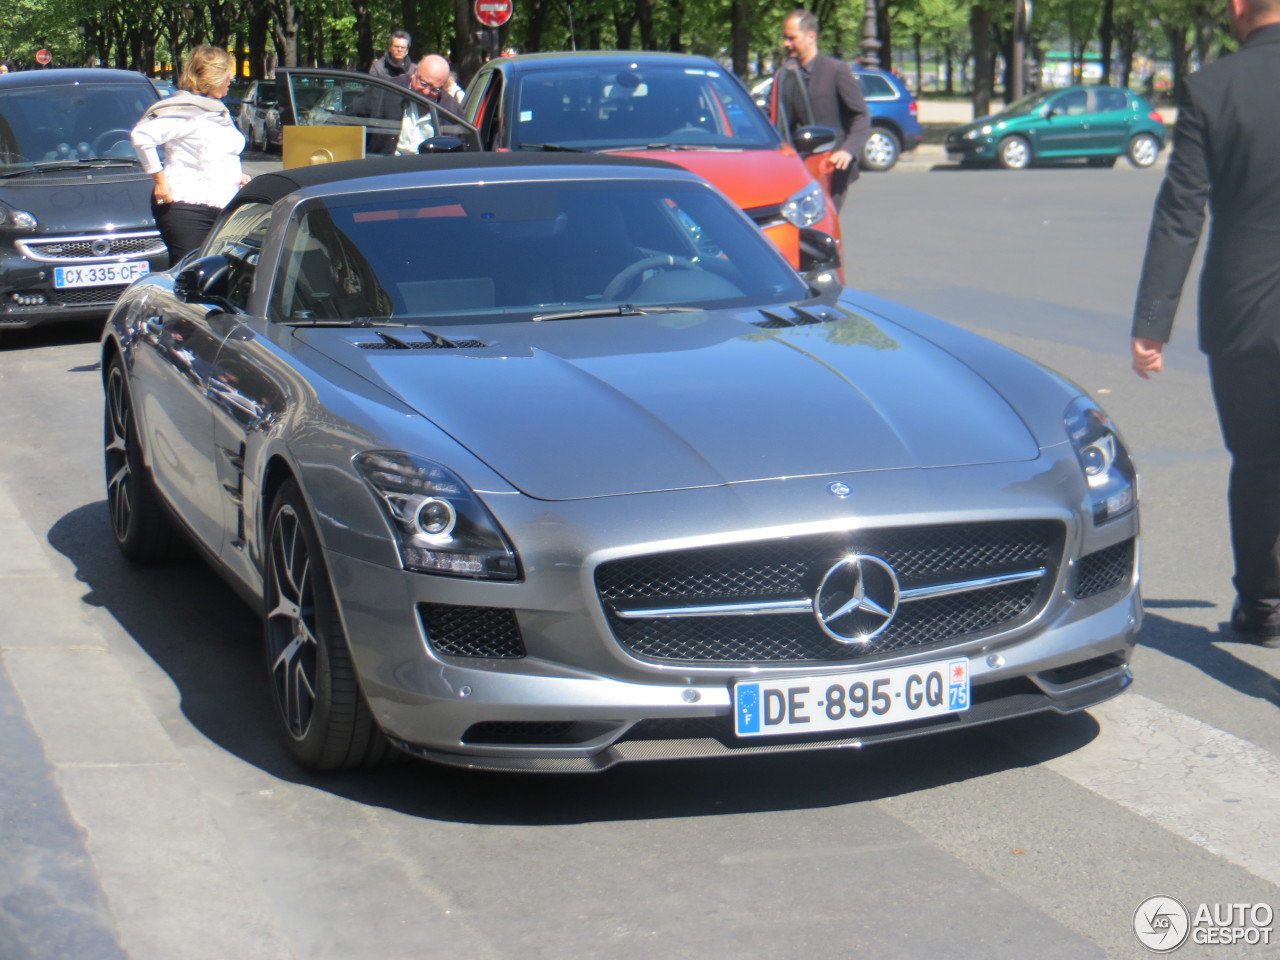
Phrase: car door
[
  {"left": 1088, "top": 87, "right": 1133, "bottom": 154},
  {"left": 188, "top": 202, "right": 290, "bottom": 586},
  {"left": 274, "top": 68, "right": 480, "bottom": 156},
  {"left": 1037, "top": 89, "right": 1091, "bottom": 156},
  {"left": 127, "top": 271, "right": 243, "bottom": 558}
]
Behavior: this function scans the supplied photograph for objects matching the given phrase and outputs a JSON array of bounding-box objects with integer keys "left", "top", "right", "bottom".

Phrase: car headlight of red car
[{"left": 781, "top": 181, "right": 827, "bottom": 229}]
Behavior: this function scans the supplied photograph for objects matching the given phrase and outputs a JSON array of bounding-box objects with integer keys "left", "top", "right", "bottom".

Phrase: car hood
[
  {"left": 317, "top": 303, "right": 1040, "bottom": 501},
  {"left": 611, "top": 146, "right": 812, "bottom": 212},
  {"left": 0, "top": 168, "right": 155, "bottom": 234}
]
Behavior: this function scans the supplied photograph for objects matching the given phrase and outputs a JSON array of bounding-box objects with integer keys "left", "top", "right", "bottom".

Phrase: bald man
[
  {"left": 1131, "top": 0, "right": 1280, "bottom": 645},
  {"left": 393, "top": 55, "right": 463, "bottom": 116}
]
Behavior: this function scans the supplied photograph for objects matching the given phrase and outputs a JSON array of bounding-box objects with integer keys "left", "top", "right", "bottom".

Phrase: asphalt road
[{"left": 2, "top": 160, "right": 1278, "bottom": 960}]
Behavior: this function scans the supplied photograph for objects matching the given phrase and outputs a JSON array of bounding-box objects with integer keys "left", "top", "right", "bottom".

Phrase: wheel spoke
[{"left": 267, "top": 502, "right": 320, "bottom": 740}]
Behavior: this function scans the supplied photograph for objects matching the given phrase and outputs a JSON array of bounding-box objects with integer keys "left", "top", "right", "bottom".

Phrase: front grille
[
  {"left": 596, "top": 521, "right": 1064, "bottom": 665},
  {"left": 49, "top": 285, "right": 129, "bottom": 306},
  {"left": 1074, "top": 538, "right": 1134, "bottom": 599},
  {"left": 419, "top": 603, "right": 525, "bottom": 658},
  {"left": 18, "top": 232, "right": 164, "bottom": 262}
]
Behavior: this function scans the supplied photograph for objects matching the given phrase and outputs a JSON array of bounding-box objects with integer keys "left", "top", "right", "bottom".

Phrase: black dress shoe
[{"left": 1230, "top": 602, "right": 1280, "bottom": 647}]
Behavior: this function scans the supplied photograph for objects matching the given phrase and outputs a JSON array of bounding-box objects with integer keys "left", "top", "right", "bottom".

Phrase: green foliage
[{"left": 0, "top": 0, "right": 1230, "bottom": 80}]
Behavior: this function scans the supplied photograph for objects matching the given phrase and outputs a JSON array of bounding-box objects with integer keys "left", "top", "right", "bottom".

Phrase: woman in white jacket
[{"left": 131, "top": 46, "right": 248, "bottom": 265}]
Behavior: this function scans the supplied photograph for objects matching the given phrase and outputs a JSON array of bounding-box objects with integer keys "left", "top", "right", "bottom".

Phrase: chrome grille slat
[{"left": 17, "top": 231, "right": 165, "bottom": 262}]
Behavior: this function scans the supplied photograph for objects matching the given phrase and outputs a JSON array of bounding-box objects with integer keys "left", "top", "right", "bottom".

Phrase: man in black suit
[
  {"left": 1131, "top": 0, "right": 1280, "bottom": 646},
  {"left": 780, "top": 9, "right": 869, "bottom": 212}
]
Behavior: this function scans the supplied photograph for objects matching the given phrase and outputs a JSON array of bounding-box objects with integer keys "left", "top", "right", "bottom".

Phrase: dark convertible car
[
  {"left": 0, "top": 68, "right": 167, "bottom": 331},
  {"left": 103, "top": 154, "right": 1140, "bottom": 773}
]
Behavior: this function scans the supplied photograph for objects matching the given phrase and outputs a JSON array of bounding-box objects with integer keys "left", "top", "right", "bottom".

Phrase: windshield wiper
[
  {"left": 280, "top": 317, "right": 410, "bottom": 328},
  {"left": 531, "top": 304, "right": 699, "bottom": 322},
  {"left": 516, "top": 142, "right": 583, "bottom": 152},
  {"left": 1, "top": 158, "right": 139, "bottom": 178}
]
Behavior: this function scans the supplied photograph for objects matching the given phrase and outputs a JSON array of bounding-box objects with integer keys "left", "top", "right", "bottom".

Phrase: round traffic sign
[
  {"left": 474, "top": 0, "right": 512, "bottom": 27},
  {"left": 35, "top": 49, "right": 52, "bottom": 65}
]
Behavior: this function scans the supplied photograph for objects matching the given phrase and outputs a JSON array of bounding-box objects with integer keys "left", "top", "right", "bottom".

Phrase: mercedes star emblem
[{"left": 813, "top": 554, "right": 899, "bottom": 643}]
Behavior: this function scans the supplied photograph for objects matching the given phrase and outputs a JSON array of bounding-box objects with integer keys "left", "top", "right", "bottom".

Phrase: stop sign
[
  {"left": 474, "top": 0, "right": 512, "bottom": 27},
  {"left": 35, "top": 49, "right": 52, "bottom": 65}
]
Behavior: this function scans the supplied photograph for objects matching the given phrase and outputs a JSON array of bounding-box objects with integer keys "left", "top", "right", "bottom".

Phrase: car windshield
[
  {"left": 270, "top": 178, "right": 809, "bottom": 324},
  {"left": 0, "top": 82, "right": 156, "bottom": 168},
  {"left": 511, "top": 63, "right": 779, "bottom": 151},
  {"left": 994, "top": 89, "right": 1056, "bottom": 118}
]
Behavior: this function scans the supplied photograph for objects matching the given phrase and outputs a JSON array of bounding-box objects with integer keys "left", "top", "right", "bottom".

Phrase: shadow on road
[
  {"left": 1138, "top": 602, "right": 1280, "bottom": 708},
  {"left": 49, "top": 500, "right": 1103, "bottom": 826}
]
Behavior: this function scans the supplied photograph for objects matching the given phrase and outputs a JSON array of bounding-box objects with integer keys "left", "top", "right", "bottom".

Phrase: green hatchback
[{"left": 944, "top": 85, "right": 1166, "bottom": 170}]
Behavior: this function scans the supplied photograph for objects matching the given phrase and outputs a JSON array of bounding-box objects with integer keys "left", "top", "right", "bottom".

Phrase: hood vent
[
  {"left": 753, "top": 304, "right": 843, "bottom": 329},
  {"left": 356, "top": 329, "right": 490, "bottom": 350}
]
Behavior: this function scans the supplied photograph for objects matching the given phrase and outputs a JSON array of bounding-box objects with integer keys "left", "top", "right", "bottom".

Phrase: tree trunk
[
  {"left": 913, "top": 33, "right": 922, "bottom": 93},
  {"left": 451, "top": 0, "right": 484, "bottom": 86},
  {"left": 353, "top": 0, "right": 373, "bottom": 73},
  {"left": 1098, "top": 0, "right": 1115, "bottom": 84},
  {"left": 636, "top": 0, "right": 655, "bottom": 50},
  {"left": 271, "top": 0, "right": 299, "bottom": 68},
  {"left": 876, "top": 0, "right": 891, "bottom": 71},
  {"left": 667, "top": 0, "right": 684, "bottom": 52},
  {"left": 730, "top": 0, "right": 752, "bottom": 79},
  {"left": 970, "top": 5, "right": 993, "bottom": 118}
]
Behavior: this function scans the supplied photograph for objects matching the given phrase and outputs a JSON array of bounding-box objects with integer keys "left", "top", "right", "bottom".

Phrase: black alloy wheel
[
  {"left": 103, "top": 357, "right": 185, "bottom": 562},
  {"left": 264, "top": 480, "right": 395, "bottom": 770}
]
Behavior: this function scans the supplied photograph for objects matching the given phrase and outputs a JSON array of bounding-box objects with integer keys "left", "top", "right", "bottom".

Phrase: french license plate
[
  {"left": 53, "top": 262, "right": 149, "bottom": 288},
  {"left": 946, "top": 151, "right": 966, "bottom": 162},
  {"left": 734, "top": 657, "right": 970, "bottom": 738}
]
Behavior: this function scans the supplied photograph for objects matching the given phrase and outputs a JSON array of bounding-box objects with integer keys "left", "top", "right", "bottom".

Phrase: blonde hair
[{"left": 178, "top": 46, "right": 234, "bottom": 96}]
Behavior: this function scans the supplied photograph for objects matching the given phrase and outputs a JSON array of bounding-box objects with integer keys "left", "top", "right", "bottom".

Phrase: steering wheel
[
  {"left": 92, "top": 128, "right": 133, "bottom": 157},
  {"left": 602, "top": 255, "right": 700, "bottom": 300}
]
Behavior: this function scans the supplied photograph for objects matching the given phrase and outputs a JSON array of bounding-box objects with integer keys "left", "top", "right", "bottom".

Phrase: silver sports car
[{"left": 102, "top": 153, "right": 1140, "bottom": 772}]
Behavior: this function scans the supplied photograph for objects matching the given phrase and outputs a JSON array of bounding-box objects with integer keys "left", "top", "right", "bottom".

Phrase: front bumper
[
  {"left": 324, "top": 465, "right": 1140, "bottom": 772},
  {"left": 1, "top": 231, "right": 166, "bottom": 329}
]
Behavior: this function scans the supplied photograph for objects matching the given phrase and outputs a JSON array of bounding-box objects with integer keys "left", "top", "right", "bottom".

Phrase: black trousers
[
  {"left": 1208, "top": 352, "right": 1280, "bottom": 624},
  {"left": 152, "top": 199, "right": 220, "bottom": 268}
]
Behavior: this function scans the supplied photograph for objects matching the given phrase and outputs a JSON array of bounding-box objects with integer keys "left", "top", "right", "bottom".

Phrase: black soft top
[{"left": 236, "top": 152, "right": 682, "bottom": 207}]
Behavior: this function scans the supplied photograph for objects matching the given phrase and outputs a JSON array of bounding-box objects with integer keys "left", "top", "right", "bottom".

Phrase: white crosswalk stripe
[{"left": 1043, "top": 692, "right": 1280, "bottom": 888}]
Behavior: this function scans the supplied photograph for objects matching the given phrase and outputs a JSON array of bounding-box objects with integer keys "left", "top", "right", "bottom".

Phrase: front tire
[
  {"left": 103, "top": 357, "right": 185, "bottom": 563},
  {"left": 1127, "top": 133, "right": 1160, "bottom": 168},
  {"left": 997, "top": 135, "right": 1031, "bottom": 170},
  {"left": 264, "top": 480, "right": 395, "bottom": 771},
  {"left": 862, "top": 127, "right": 901, "bottom": 172}
]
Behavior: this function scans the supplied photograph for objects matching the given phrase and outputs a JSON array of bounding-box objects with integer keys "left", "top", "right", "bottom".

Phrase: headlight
[
  {"left": 781, "top": 181, "right": 827, "bottom": 229},
  {"left": 962, "top": 129, "right": 979, "bottom": 140},
  {"left": 354, "top": 451, "right": 519, "bottom": 580},
  {"left": 1064, "top": 397, "right": 1136, "bottom": 524},
  {"left": 0, "top": 201, "right": 37, "bottom": 230}
]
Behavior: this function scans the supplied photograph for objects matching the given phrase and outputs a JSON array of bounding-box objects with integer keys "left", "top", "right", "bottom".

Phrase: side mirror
[
  {"left": 174, "top": 255, "right": 235, "bottom": 311},
  {"left": 792, "top": 124, "right": 838, "bottom": 157},
  {"left": 419, "top": 136, "right": 466, "bottom": 153}
]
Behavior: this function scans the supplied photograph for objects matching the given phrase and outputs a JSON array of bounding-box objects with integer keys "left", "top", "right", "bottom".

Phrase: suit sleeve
[
  {"left": 1131, "top": 83, "right": 1210, "bottom": 343},
  {"left": 833, "top": 65, "right": 870, "bottom": 159}
]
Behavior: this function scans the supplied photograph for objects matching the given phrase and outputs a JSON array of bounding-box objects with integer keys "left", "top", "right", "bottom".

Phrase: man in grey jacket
[{"left": 1131, "top": 0, "right": 1280, "bottom": 645}]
